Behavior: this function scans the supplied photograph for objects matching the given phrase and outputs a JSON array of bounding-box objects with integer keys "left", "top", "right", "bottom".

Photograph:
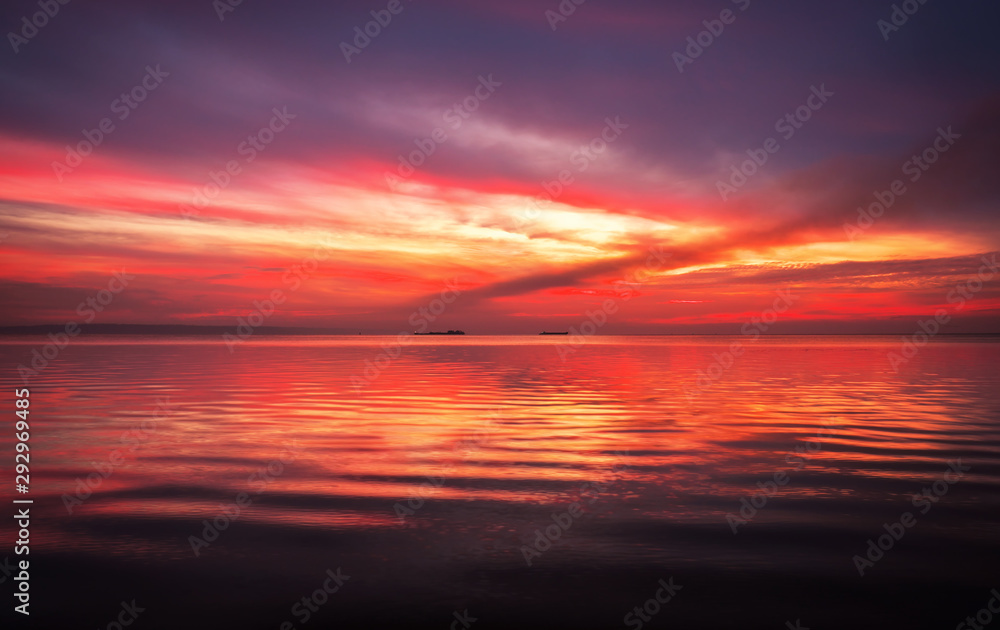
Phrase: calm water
[{"left": 2, "top": 336, "right": 998, "bottom": 629}]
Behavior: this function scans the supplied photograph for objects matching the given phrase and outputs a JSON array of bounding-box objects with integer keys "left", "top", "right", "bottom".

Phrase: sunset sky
[{"left": 1, "top": 0, "right": 999, "bottom": 333}]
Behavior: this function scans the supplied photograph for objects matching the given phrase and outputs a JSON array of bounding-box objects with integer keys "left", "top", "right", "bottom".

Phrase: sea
[{"left": 1, "top": 335, "right": 998, "bottom": 629}]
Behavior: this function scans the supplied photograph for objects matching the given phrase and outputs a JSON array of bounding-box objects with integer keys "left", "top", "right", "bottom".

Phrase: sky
[{"left": 1, "top": 0, "right": 999, "bottom": 334}]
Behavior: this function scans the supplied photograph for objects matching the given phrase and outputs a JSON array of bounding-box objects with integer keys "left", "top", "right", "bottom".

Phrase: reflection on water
[{"left": 1, "top": 336, "right": 998, "bottom": 629}]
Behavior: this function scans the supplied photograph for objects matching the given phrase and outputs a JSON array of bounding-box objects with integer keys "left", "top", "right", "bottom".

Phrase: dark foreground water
[{"left": 1, "top": 336, "right": 998, "bottom": 629}]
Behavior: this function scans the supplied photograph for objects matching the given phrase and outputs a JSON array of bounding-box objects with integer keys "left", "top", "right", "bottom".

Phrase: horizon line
[{"left": 1, "top": 324, "right": 998, "bottom": 337}]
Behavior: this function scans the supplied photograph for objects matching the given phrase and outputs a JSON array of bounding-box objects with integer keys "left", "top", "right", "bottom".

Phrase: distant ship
[
  {"left": 414, "top": 330, "right": 465, "bottom": 335},
  {"left": 539, "top": 331, "right": 569, "bottom": 335}
]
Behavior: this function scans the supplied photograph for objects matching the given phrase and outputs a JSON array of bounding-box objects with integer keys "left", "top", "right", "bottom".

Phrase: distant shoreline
[{"left": 0, "top": 324, "right": 998, "bottom": 337}]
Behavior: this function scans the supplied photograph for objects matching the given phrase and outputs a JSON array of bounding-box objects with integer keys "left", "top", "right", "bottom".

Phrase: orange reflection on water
[{"left": 1, "top": 335, "right": 998, "bottom": 554}]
